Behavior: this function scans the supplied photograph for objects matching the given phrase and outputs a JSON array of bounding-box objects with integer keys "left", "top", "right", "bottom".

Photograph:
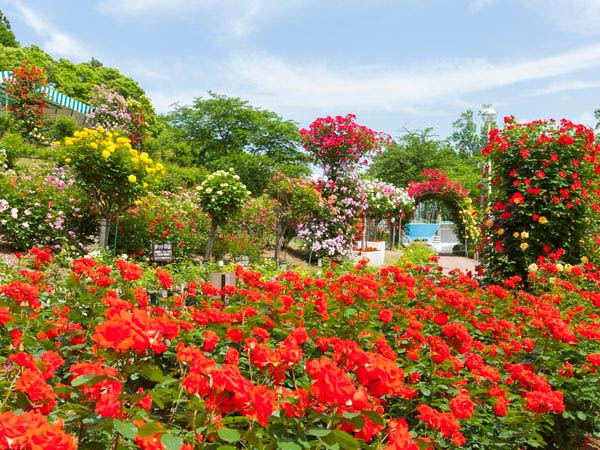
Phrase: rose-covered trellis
[
  {"left": 480, "top": 117, "right": 600, "bottom": 283},
  {"left": 3, "top": 62, "right": 48, "bottom": 142},
  {"left": 298, "top": 115, "right": 391, "bottom": 259},
  {"left": 362, "top": 179, "right": 414, "bottom": 247},
  {"left": 407, "top": 169, "right": 480, "bottom": 247}
]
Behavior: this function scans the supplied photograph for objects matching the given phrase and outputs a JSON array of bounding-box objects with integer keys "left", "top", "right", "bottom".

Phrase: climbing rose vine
[
  {"left": 3, "top": 62, "right": 48, "bottom": 141},
  {"left": 408, "top": 169, "right": 480, "bottom": 244},
  {"left": 298, "top": 115, "right": 390, "bottom": 259},
  {"left": 86, "top": 84, "right": 132, "bottom": 132},
  {"left": 480, "top": 117, "right": 600, "bottom": 283}
]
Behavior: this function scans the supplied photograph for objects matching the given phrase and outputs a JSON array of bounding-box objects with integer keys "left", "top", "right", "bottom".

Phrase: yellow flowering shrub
[{"left": 62, "top": 127, "right": 164, "bottom": 223}]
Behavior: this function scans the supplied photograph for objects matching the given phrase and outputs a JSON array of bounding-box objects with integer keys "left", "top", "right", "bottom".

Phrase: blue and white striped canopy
[{"left": 1, "top": 70, "right": 92, "bottom": 114}]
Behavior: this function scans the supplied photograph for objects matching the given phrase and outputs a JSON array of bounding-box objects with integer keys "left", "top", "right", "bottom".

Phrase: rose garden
[{"left": 1, "top": 61, "right": 600, "bottom": 450}]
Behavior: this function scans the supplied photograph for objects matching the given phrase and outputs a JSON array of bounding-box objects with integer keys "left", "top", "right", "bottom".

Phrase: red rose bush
[{"left": 1, "top": 247, "right": 600, "bottom": 448}]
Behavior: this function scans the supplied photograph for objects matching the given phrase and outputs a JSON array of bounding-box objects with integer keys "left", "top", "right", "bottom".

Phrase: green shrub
[
  {"left": 0, "top": 132, "right": 37, "bottom": 168},
  {"left": 0, "top": 111, "right": 14, "bottom": 137},
  {"left": 399, "top": 241, "right": 436, "bottom": 266},
  {"left": 156, "top": 162, "right": 208, "bottom": 192},
  {"left": 115, "top": 190, "right": 209, "bottom": 260},
  {"left": 0, "top": 168, "right": 94, "bottom": 251},
  {"left": 49, "top": 117, "right": 78, "bottom": 141},
  {"left": 212, "top": 196, "right": 277, "bottom": 262}
]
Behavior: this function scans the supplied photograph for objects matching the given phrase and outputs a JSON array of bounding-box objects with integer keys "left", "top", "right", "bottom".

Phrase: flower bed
[{"left": 1, "top": 249, "right": 600, "bottom": 448}]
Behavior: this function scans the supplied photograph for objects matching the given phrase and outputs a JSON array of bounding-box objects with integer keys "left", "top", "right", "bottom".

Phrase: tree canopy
[
  {"left": 0, "top": 10, "right": 18, "bottom": 47},
  {"left": 166, "top": 92, "right": 310, "bottom": 192},
  {"left": 368, "top": 128, "right": 482, "bottom": 197}
]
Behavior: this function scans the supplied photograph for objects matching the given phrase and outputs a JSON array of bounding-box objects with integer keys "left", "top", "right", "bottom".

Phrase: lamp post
[
  {"left": 481, "top": 107, "right": 497, "bottom": 134},
  {"left": 480, "top": 107, "right": 497, "bottom": 204}
]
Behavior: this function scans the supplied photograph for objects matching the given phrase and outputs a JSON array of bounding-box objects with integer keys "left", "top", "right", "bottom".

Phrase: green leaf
[
  {"left": 361, "top": 410, "right": 384, "bottom": 426},
  {"left": 307, "top": 428, "right": 331, "bottom": 437},
  {"left": 331, "top": 429, "right": 359, "bottom": 450},
  {"left": 140, "top": 364, "right": 165, "bottom": 382},
  {"left": 161, "top": 433, "right": 184, "bottom": 450},
  {"left": 278, "top": 440, "right": 302, "bottom": 450},
  {"left": 244, "top": 430, "right": 265, "bottom": 449},
  {"left": 576, "top": 411, "right": 587, "bottom": 421},
  {"left": 114, "top": 420, "right": 138, "bottom": 440},
  {"left": 344, "top": 308, "right": 357, "bottom": 319},
  {"left": 217, "top": 428, "right": 241, "bottom": 443},
  {"left": 138, "top": 422, "right": 163, "bottom": 437},
  {"left": 71, "top": 374, "right": 106, "bottom": 387}
]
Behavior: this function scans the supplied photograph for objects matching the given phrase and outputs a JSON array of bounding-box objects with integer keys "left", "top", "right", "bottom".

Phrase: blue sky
[{"left": 2, "top": 0, "right": 600, "bottom": 139}]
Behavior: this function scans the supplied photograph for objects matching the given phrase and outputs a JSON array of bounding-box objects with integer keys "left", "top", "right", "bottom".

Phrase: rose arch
[{"left": 407, "top": 170, "right": 479, "bottom": 248}]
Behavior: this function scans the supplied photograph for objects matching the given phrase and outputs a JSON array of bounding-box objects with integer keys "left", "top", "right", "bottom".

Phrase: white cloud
[
  {"left": 95, "top": 0, "right": 296, "bottom": 38},
  {"left": 16, "top": 2, "right": 90, "bottom": 60},
  {"left": 217, "top": 43, "right": 600, "bottom": 114},
  {"left": 519, "top": 0, "right": 600, "bottom": 34},
  {"left": 468, "top": 0, "right": 495, "bottom": 12},
  {"left": 95, "top": 0, "right": 204, "bottom": 16},
  {"left": 527, "top": 80, "right": 600, "bottom": 97}
]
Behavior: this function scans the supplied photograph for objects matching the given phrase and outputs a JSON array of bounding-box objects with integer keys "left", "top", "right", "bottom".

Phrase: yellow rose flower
[
  {"left": 102, "top": 150, "right": 111, "bottom": 158},
  {"left": 497, "top": 228, "right": 504, "bottom": 236},
  {"left": 538, "top": 216, "right": 548, "bottom": 224},
  {"left": 97, "top": 125, "right": 105, "bottom": 133},
  {"left": 521, "top": 231, "right": 529, "bottom": 239},
  {"left": 520, "top": 242, "right": 529, "bottom": 250},
  {"left": 128, "top": 175, "right": 137, "bottom": 183},
  {"left": 64, "top": 157, "right": 71, "bottom": 163}
]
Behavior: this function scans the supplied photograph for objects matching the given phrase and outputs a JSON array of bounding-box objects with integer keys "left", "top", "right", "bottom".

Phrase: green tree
[
  {"left": 450, "top": 109, "right": 486, "bottom": 157},
  {"left": 0, "top": 10, "right": 18, "bottom": 47},
  {"left": 207, "top": 152, "right": 276, "bottom": 197},
  {"left": 368, "top": 129, "right": 447, "bottom": 188},
  {"left": 166, "top": 92, "right": 310, "bottom": 175},
  {"left": 369, "top": 128, "right": 482, "bottom": 198},
  {"left": 450, "top": 105, "right": 497, "bottom": 157}
]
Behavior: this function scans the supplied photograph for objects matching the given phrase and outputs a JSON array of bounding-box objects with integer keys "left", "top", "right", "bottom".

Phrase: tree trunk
[
  {"left": 98, "top": 212, "right": 112, "bottom": 249},
  {"left": 204, "top": 224, "right": 218, "bottom": 262},
  {"left": 274, "top": 220, "right": 284, "bottom": 266}
]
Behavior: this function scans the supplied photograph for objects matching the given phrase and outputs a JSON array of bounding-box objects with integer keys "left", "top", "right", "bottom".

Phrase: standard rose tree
[
  {"left": 61, "top": 127, "right": 164, "bottom": 247},
  {"left": 197, "top": 169, "right": 250, "bottom": 261}
]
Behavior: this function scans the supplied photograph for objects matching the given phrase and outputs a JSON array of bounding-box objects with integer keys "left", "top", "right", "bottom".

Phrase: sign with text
[{"left": 152, "top": 242, "right": 172, "bottom": 262}]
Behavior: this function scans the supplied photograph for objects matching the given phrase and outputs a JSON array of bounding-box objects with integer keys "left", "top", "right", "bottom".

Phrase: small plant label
[{"left": 152, "top": 242, "right": 172, "bottom": 262}]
